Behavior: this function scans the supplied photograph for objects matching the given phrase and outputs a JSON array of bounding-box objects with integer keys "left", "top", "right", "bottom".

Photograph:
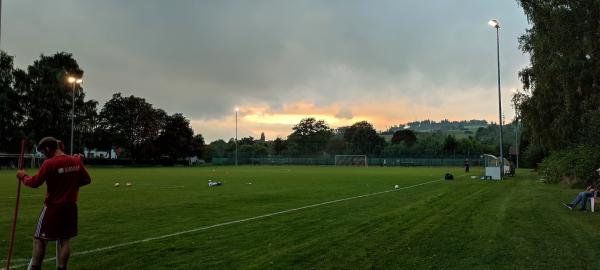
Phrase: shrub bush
[
  {"left": 538, "top": 144, "right": 600, "bottom": 187},
  {"left": 521, "top": 144, "right": 546, "bottom": 168}
]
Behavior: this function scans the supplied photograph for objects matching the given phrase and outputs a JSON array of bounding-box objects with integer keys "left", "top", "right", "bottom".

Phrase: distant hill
[{"left": 381, "top": 119, "right": 489, "bottom": 135}]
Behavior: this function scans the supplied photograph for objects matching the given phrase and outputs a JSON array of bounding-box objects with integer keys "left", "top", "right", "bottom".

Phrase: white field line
[{"left": 4, "top": 179, "right": 443, "bottom": 270}]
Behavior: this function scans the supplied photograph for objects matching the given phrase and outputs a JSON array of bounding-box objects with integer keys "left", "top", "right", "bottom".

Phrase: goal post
[
  {"left": 334, "top": 155, "right": 368, "bottom": 167},
  {"left": 0, "top": 153, "right": 41, "bottom": 169}
]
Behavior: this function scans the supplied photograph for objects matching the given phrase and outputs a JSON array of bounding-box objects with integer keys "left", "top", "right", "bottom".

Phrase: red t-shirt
[{"left": 21, "top": 155, "right": 91, "bottom": 205}]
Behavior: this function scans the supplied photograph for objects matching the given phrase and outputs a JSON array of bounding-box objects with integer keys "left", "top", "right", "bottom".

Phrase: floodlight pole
[
  {"left": 70, "top": 82, "right": 76, "bottom": 155},
  {"left": 235, "top": 109, "right": 238, "bottom": 166},
  {"left": 515, "top": 107, "right": 519, "bottom": 169},
  {"left": 68, "top": 77, "right": 82, "bottom": 155},
  {"left": 0, "top": 0, "right": 3, "bottom": 49},
  {"left": 492, "top": 21, "right": 504, "bottom": 179}
]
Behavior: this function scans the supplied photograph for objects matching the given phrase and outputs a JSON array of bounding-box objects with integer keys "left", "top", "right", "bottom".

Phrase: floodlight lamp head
[
  {"left": 235, "top": 107, "right": 239, "bottom": 112},
  {"left": 76, "top": 79, "right": 83, "bottom": 84},
  {"left": 67, "top": 77, "right": 76, "bottom": 83},
  {"left": 488, "top": 19, "right": 499, "bottom": 28}
]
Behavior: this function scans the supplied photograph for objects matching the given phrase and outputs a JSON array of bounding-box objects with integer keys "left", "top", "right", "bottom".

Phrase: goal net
[
  {"left": 334, "top": 155, "right": 368, "bottom": 167},
  {"left": 0, "top": 153, "right": 41, "bottom": 170}
]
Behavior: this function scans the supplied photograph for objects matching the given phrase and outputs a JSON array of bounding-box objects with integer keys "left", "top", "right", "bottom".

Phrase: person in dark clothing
[
  {"left": 464, "top": 159, "right": 470, "bottom": 173},
  {"left": 563, "top": 168, "right": 600, "bottom": 211}
]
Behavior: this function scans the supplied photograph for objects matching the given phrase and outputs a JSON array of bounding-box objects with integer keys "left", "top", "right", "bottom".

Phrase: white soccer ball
[
  {"left": 114, "top": 182, "right": 120, "bottom": 187},
  {"left": 394, "top": 185, "right": 399, "bottom": 189},
  {"left": 126, "top": 182, "right": 132, "bottom": 187}
]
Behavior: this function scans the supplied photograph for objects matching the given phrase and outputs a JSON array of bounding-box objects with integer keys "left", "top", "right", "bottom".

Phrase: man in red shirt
[{"left": 17, "top": 137, "right": 91, "bottom": 270}]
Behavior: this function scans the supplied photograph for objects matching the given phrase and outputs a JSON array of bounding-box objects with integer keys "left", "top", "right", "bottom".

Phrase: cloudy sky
[{"left": 3, "top": 0, "right": 530, "bottom": 142}]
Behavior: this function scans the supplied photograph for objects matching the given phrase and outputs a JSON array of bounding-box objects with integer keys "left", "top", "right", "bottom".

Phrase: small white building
[{"left": 482, "top": 154, "right": 510, "bottom": 180}]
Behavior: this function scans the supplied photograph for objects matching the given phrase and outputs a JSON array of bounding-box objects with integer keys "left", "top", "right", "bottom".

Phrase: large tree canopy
[
  {"left": 287, "top": 118, "right": 333, "bottom": 155},
  {"left": 156, "top": 113, "right": 195, "bottom": 159},
  {"left": 391, "top": 130, "right": 417, "bottom": 146},
  {"left": 98, "top": 93, "right": 167, "bottom": 159},
  {"left": 24, "top": 53, "right": 86, "bottom": 147},
  {"left": 0, "top": 51, "right": 24, "bottom": 152},
  {"left": 344, "top": 121, "right": 385, "bottom": 155},
  {"left": 0, "top": 50, "right": 206, "bottom": 161},
  {"left": 0, "top": 51, "right": 97, "bottom": 153},
  {"left": 517, "top": 1, "right": 600, "bottom": 154}
]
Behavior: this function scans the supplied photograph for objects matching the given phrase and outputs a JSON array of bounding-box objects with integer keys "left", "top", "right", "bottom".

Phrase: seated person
[{"left": 563, "top": 168, "right": 600, "bottom": 211}]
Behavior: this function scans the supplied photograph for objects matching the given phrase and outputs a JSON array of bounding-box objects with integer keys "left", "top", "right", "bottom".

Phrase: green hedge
[{"left": 538, "top": 144, "right": 600, "bottom": 186}]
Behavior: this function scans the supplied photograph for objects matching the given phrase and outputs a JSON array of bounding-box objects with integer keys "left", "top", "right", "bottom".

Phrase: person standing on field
[
  {"left": 464, "top": 159, "right": 470, "bottom": 173},
  {"left": 16, "top": 137, "right": 91, "bottom": 270}
]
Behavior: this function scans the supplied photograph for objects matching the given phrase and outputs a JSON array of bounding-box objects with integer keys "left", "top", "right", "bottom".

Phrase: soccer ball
[
  {"left": 394, "top": 185, "right": 399, "bottom": 189},
  {"left": 114, "top": 182, "right": 120, "bottom": 187},
  {"left": 126, "top": 182, "right": 132, "bottom": 187}
]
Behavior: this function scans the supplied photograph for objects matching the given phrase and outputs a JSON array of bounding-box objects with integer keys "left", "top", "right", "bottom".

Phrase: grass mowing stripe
[{"left": 3, "top": 178, "right": 443, "bottom": 270}]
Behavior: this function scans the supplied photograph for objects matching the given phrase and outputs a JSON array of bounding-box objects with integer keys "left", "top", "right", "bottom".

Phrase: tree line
[
  {"left": 0, "top": 51, "right": 203, "bottom": 160},
  {"left": 0, "top": 50, "right": 521, "bottom": 163},
  {"left": 209, "top": 118, "right": 522, "bottom": 163}
]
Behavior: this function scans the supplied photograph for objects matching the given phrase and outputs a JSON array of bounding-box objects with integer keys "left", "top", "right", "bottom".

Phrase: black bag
[{"left": 445, "top": 173, "right": 454, "bottom": 180}]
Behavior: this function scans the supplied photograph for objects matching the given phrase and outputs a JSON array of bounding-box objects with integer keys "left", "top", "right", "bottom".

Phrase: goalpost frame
[
  {"left": 0, "top": 153, "right": 40, "bottom": 169},
  {"left": 334, "top": 155, "right": 368, "bottom": 167}
]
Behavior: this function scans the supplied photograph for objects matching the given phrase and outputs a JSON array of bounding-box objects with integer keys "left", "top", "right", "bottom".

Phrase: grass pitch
[{"left": 1, "top": 166, "right": 600, "bottom": 269}]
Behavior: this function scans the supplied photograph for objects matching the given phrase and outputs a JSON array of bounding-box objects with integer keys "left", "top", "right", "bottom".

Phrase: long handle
[{"left": 5, "top": 140, "right": 26, "bottom": 270}]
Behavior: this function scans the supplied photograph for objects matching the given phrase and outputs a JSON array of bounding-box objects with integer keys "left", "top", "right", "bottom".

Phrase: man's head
[{"left": 37, "top": 137, "right": 65, "bottom": 158}]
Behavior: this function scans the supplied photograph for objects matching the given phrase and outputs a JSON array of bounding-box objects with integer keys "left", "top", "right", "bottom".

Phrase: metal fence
[{"left": 212, "top": 156, "right": 482, "bottom": 166}]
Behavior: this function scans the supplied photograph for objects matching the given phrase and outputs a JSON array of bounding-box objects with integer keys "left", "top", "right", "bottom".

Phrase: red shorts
[{"left": 34, "top": 203, "right": 78, "bottom": 240}]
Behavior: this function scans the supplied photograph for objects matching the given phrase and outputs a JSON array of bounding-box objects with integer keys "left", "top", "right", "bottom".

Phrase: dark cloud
[{"left": 4, "top": 0, "right": 529, "bottom": 139}]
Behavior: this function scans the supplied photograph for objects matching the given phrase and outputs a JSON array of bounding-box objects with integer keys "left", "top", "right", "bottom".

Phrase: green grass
[{"left": 1, "top": 166, "right": 599, "bottom": 269}]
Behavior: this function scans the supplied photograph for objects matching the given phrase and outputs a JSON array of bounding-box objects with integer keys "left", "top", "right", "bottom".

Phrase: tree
[
  {"left": 238, "top": 136, "right": 255, "bottom": 146},
  {"left": 326, "top": 137, "right": 348, "bottom": 155},
  {"left": 517, "top": 1, "right": 600, "bottom": 153},
  {"left": 260, "top": 132, "right": 266, "bottom": 142},
  {"left": 287, "top": 118, "right": 333, "bottom": 155},
  {"left": 343, "top": 121, "right": 385, "bottom": 155},
  {"left": 98, "top": 93, "right": 166, "bottom": 159},
  {"left": 192, "top": 134, "right": 206, "bottom": 158},
  {"left": 443, "top": 135, "right": 458, "bottom": 157},
  {"left": 391, "top": 130, "right": 417, "bottom": 146},
  {"left": 272, "top": 137, "right": 287, "bottom": 155},
  {"left": 0, "top": 51, "right": 25, "bottom": 152},
  {"left": 75, "top": 99, "right": 99, "bottom": 153},
  {"left": 382, "top": 144, "right": 406, "bottom": 157},
  {"left": 209, "top": 139, "right": 228, "bottom": 157},
  {"left": 240, "top": 144, "right": 269, "bottom": 157},
  {"left": 413, "top": 133, "right": 443, "bottom": 156},
  {"left": 156, "top": 113, "right": 195, "bottom": 159},
  {"left": 22, "top": 52, "right": 89, "bottom": 150},
  {"left": 457, "top": 137, "right": 476, "bottom": 156}
]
